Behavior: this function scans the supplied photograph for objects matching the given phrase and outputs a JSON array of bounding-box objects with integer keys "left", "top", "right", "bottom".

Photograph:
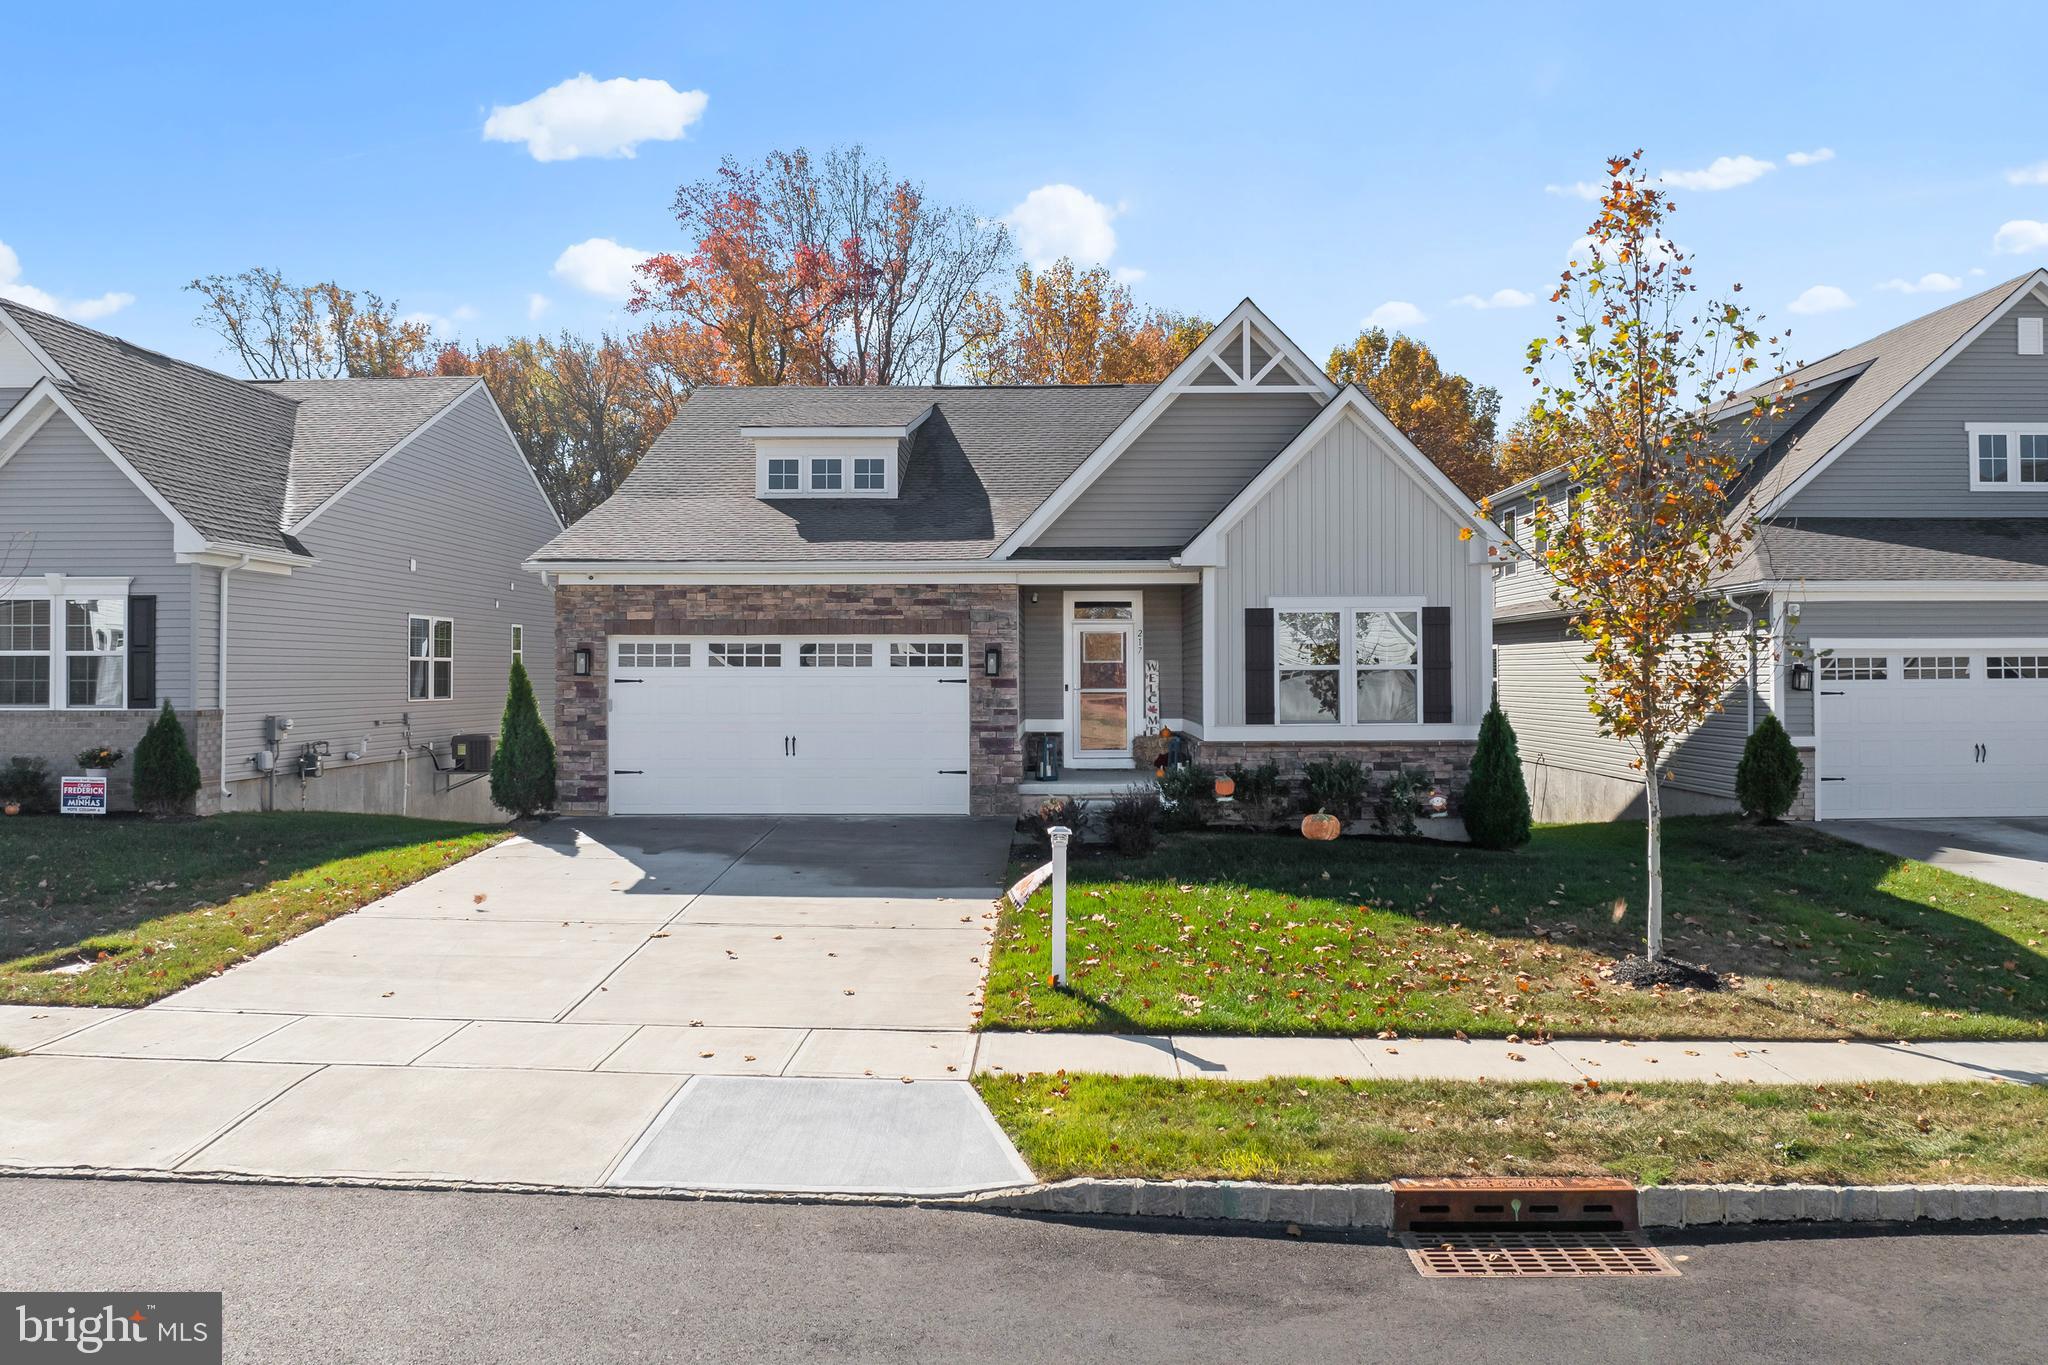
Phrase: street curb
[{"left": 4, "top": 1166, "right": 2045, "bottom": 1230}]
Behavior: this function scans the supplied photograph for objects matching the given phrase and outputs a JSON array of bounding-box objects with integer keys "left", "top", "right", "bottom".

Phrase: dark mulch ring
[{"left": 1603, "top": 954, "right": 1728, "bottom": 992}]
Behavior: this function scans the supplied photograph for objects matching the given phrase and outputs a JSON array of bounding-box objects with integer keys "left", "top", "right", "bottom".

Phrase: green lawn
[
  {"left": 0, "top": 813, "right": 509, "bottom": 1007},
  {"left": 976, "top": 1073, "right": 2048, "bottom": 1186},
  {"left": 982, "top": 817, "right": 2048, "bottom": 1040}
]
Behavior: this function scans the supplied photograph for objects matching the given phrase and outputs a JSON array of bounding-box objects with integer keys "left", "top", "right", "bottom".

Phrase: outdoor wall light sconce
[
  {"left": 984, "top": 643, "right": 1002, "bottom": 677},
  {"left": 573, "top": 647, "right": 593, "bottom": 677},
  {"left": 1788, "top": 661, "right": 1812, "bottom": 692}
]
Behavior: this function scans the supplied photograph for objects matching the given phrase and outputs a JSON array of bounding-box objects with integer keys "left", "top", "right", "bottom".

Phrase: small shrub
[
  {"left": 132, "top": 702, "right": 203, "bottom": 818},
  {"left": 0, "top": 756, "right": 57, "bottom": 813},
  {"left": 1154, "top": 762, "right": 1216, "bottom": 831},
  {"left": 1029, "top": 795, "right": 1082, "bottom": 843},
  {"left": 1736, "top": 713, "right": 1804, "bottom": 823},
  {"left": 1462, "top": 699, "right": 1532, "bottom": 849},
  {"left": 1373, "top": 767, "right": 1430, "bottom": 837},
  {"left": 1301, "top": 756, "right": 1369, "bottom": 821},
  {"left": 491, "top": 658, "right": 557, "bottom": 818},
  {"left": 75, "top": 744, "right": 125, "bottom": 770},
  {"left": 1104, "top": 787, "right": 1161, "bottom": 855},
  {"left": 1227, "top": 760, "right": 1289, "bottom": 826}
]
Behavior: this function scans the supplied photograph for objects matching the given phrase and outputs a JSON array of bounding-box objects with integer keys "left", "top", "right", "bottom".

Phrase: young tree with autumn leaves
[{"left": 1514, "top": 153, "right": 1791, "bottom": 968}]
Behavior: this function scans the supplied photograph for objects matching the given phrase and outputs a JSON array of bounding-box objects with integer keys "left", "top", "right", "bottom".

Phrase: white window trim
[
  {"left": 1964, "top": 421, "right": 2048, "bottom": 491},
  {"left": 0, "top": 576, "right": 133, "bottom": 711},
  {"left": 1061, "top": 590, "right": 1144, "bottom": 768},
  {"left": 408, "top": 614, "right": 454, "bottom": 701},
  {"left": 1270, "top": 596, "right": 1426, "bottom": 728}
]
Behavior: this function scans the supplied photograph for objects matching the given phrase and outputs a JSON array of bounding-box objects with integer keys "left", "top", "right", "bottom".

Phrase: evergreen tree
[
  {"left": 1735, "top": 713, "right": 1803, "bottom": 823},
  {"left": 132, "top": 701, "right": 202, "bottom": 817},
  {"left": 490, "top": 658, "right": 556, "bottom": 818},
  {"left": 1463, "top": 697, "right": 1532, "bottom": 850}
]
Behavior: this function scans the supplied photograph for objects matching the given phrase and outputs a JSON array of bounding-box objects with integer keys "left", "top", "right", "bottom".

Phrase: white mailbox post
[{"left": 1047, "top": 825, "right": 1071, "bottom": 986}]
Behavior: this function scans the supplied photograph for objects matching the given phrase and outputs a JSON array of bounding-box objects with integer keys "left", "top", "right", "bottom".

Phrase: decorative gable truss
[{"left": 1185, "top": 313, "right": 1328, "bottom": 392}]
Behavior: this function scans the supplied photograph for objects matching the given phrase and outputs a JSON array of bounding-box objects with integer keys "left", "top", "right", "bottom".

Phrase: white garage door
[
  {"left": 608, "top": 636, "right": 972, "bottom": 816},
  {"left": 1815, "top": 648, "right": 2048, "bottom": 819}
]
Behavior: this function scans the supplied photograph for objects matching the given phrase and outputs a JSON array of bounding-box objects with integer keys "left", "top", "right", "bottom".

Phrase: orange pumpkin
[
  {"left": 1301, "top": 812, "right": 1342, "bottom": 841},
  {"left": 1214, "top": 776, "right": 1236, "bottom": 799}
]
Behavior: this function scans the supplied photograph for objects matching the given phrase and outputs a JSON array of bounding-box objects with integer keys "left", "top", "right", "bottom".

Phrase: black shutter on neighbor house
[
  {"left": 1244, "top": 608, "right": 1275, "bottom": 725},
  {"left": 127, "top": 595, "right": 157, "bottom": 708},
  {"left": 1421, "top": 606, "right": 1452, "bottom": 723}
]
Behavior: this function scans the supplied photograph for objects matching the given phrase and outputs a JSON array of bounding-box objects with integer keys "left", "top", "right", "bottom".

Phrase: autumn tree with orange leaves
[
  {"left": 187, "top": 268, "right": 439, "bottom": 379},
  {"left": 1514, "top": 153, "right": 1792, "bottom": 968},
  {"left": 1326, "top": 328, "right": 1503, "bottom": 496},
  {"left": 961, "top": 260, "right": 1210, "bottom": 384}
]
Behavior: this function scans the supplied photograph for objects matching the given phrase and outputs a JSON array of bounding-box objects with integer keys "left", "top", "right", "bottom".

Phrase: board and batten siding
[
  {"left": 1181, "top": 575, "right": 1203, "bottom": 722},
  {"left": 216, "top": 387, "right": 559, "bottom": 783},
  {"left": 1210, "top": 409, "right": 1490, "bottom": 727},
  {"left": 1018, "top": 584, "right": 1188, "bottom": 724},
  {"left": 1029, "top": 392, "right": 1322, "bottom": 548},
  {"left": 1782, "top": 598, "right": 2048, "bottom": 734},
  {"left": 0, "top": 410, "right": 195, "bottom": 705},
  {"left": 1784, "top": 297, "right": 2048, "bottom": 516},
  {"left": 1493, "top": 611, "right": 1773, "bottom": 800}
]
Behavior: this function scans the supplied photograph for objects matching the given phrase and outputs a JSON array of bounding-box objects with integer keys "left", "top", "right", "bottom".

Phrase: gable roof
[
  {"left": 1734, "top": 517, "right": 2048, "bottom": 584},
  {"left": 0, "top": 299, "right": 517, "bottom": 560},
  {"left": 529, "top": 383, "right": 1154, "bottom": 565},
  {"left": 1744, "top": 269, "right": 2048, "bottom": 515}
]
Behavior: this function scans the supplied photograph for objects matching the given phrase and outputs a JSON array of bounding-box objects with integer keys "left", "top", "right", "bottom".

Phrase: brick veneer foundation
[
  {"left": 553, "top": 583, "right": 1023, "bottom": 816},
  {"left": 1182, "top": 736, "right": 1477, "bottom": 810},
  {"left": 0, "top": 707, "right": 222, "bottom": 814}
]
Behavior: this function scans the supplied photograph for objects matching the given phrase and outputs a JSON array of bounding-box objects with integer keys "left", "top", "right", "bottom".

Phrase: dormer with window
[{"left": 749, "top": 405, "right": 933, "bottom": 500}]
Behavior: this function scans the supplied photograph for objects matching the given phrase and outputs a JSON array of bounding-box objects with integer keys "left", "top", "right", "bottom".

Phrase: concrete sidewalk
[{"left": 974, "top": 1032, "right": 2048, "bottom": 1085}]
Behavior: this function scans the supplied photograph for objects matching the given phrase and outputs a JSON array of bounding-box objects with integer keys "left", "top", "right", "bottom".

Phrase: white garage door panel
[
  {"left": 1816, "top": 648, "right": 2048, "bottom": 819},
  {"left": 608, "top": 638, "right": 971, "bottom": 816}
]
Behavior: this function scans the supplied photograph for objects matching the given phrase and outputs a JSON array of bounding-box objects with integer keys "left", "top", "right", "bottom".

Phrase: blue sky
[{"left": 8, "top": 1, "right": 2048, "bottom": 411}]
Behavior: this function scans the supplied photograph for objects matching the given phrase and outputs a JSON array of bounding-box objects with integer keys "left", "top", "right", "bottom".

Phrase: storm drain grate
[{"left": 1401, "top": 1230, "right": 1679, "bottom": 1278}]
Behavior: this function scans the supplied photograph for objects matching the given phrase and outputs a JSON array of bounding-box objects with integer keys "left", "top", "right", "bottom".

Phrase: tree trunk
[{"left": 1644, "top": 767, "right": 1664, "bottom": 961}]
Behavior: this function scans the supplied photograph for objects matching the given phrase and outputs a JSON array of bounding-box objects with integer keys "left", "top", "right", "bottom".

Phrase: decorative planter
[{"left": 1301, "top": 812, "right": 1341, "bottom": 841}]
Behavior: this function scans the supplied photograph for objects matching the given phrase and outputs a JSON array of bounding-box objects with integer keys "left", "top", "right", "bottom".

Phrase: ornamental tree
[{"left": 1514, "top": 153, "right": 1792, "bottom": 961}]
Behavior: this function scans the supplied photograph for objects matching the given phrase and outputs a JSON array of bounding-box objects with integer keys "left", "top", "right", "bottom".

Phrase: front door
[{"left": 1066, "top": 597, "right": 1137, "bottom": 765}]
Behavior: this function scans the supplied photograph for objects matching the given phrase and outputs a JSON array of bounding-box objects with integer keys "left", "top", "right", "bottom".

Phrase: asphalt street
[{"left": 0, "top": 1177, "right": 2041, "bottom": 1364}]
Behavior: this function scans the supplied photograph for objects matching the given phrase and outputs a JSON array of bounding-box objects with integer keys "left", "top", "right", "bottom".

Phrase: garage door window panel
[
  {"left": 1989, "top": 655, "right": 2047, "bottom": 679},
  {"left": 1820, "top": 655, "right": 1887, "bottom": 682},
  {"left": 709, "top": 642, "right": 781, "bottom": 668},
  {"left": 801, "top": 642, "right": 873, "bottom": 667},
  {"left": 1903, "top": 656, "right": 1969, "bottom": 681},
  {"left": 889, "top": 642, "right": 965, "bottom": 668},
  {"left": 618, "top": 641, "right": 688, "bottom": 669}
]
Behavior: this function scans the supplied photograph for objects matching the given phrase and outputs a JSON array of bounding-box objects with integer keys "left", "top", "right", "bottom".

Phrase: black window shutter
[
  {"left": 1244, "top": 608, "right": 1275, "bottom": 725},
  {"left": 1421, "top": 606, "right": 1453, "bottom": 723},
  {"left": 128, "top": 595, "right": 157, "bottom": 708}
]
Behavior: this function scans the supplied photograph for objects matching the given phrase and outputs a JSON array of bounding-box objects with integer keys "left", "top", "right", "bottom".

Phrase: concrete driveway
[
  {"left": 0, "top": 816, "right": 1034, "bottom": 1194},
  {"left": 1824, "top": 817, "right": 2048, "bottom": 900}
]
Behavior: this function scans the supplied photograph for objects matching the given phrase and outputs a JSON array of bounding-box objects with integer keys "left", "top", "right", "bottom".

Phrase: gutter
[{"left": 1715, "top": 590, "right": 1758, "bottom": 734}]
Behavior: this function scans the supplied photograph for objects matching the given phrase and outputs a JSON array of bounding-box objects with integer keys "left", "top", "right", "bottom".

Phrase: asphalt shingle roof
[
  {"left": 1740, "top": 518, "right": 2048, "bottom": 582},
  {"left": 533, "top": 384, "right": 1156, "bottom": 563},
  {"left": 2, "top": 300, "right": 488, "bottom": 556}
]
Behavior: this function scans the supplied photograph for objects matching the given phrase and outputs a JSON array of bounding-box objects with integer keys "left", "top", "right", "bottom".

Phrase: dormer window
[
  {"left": 854, "top": 457, "right": 886, "bottom": 490},
  {"left": 810, "top": 458, "right": 843, "bottom": 491},
  {"left": 766, "top": 458, "right": 799, "bottom": 491},
  {"left": 749, "top": 406, "right": 933, "bottom": 501}
]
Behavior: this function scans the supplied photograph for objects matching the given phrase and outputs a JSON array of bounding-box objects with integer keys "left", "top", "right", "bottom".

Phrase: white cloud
[
  {"left": 0, "top": 240, "right": 134, "bottom": 322},
  {"left": 526, "top": 293, "right": 551, "bottom": 321},
  {"left": 1785, "top": 147, "right": 1835, "bottom": 167},
  {"left": 2004, "top": 161, "right": 2048, "bottom": 186},
  {"left": 1788, "top": 284, "right": 1854, "bottom": 315},
  {"left": 484, "top": 74, "right": 708, "bottom": 162},
  {"left": 1568, "top": 234, "right": 1680, "bottom": 268},
  {"left": 1993, "top": 220, "right": 2048, "bottom": 255},
  {"left": 400, "top": 305, "right": 476, "bottom": 338},
  {"left": 1363, "top": 301, "right": 1426, "bottom": 329},
  {"left": 1112, "top": 266, "right": 1146, "bottom": 285},
  {"left": 551, "top": 238, "right": 655, "bottom": 300},
  {"left": 1452, "top": 288, "right": 1536, "bottom": 310},
  {"left": 1876, "top": 272, "right": 1963, "bottom": 295},
  {"left": 1544, "top": 181, "right": 1604, "bottom": 201},
  {"left": 1659, "top": 154, "right": 1774, "bottom": 191},
  {"left": 1006, "top": 184, "right": 1121, "bottom": 268}
]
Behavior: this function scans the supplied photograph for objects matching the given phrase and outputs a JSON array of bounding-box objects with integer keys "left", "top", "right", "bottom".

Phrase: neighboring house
[
  {"left": 526, "top": 300, "right": 1500, "bottom": 818},
  {"left": 0, "top": 300, "right": 561, "bottom": 818},
  {"left": 1493, "top": 270, "right": 2048, "bottom": 823}
]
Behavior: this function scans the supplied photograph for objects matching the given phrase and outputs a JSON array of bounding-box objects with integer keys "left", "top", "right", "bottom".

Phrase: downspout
[
  {"left": 1716, "top": 590, "right": 1757, "bottom": 733},
  {"left": 219, "top": 556, "right": 248, "bottom": 797}
]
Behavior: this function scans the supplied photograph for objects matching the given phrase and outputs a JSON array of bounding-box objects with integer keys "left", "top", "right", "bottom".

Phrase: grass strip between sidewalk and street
[
  {"left": 982, "top": 818, "right": 2048, "bottom": 1040},
  {"left": 0, "top": 813, "right": 509, "bottom": 1007},
  {"left": 974, "top": 1073, "right": 2048, "bottom": 1187}
]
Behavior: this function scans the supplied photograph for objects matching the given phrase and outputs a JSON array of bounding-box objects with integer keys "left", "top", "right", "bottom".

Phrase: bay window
[{"left": 1274, "top": 599, "right": 1423, "bottom": 726}]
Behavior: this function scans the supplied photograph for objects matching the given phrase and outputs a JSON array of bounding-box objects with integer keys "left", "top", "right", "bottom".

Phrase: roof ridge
[{"left": 0, "top": 295, "right": 298, "bottom": 412}]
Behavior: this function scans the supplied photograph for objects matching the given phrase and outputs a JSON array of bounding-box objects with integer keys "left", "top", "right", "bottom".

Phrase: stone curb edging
[{"left": 7, "top": 1166, "right": 2043, "bottom": 1232}]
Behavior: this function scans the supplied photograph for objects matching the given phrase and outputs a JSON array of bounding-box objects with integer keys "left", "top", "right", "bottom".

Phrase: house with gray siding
[
  {"left": 527, "top": 300, "right": 1500, "bottom": 819},
  {"left": 0, "top": 299, "right": 560, "bottom": 818},
  {"left": 1492, "top": 270, "right": 2048, "bottom": 822}
]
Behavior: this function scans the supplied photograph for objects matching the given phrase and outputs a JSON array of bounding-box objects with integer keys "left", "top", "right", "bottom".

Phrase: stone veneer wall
[
  {"left": 1789, "top": 747, "right": 1817, "bottom": 822},
  {"left": 553, "top": 583, "right": 1022, "bottom": 816},
  {"left": 1182, "top": 736, "right": 1477, "bottom": 810},
  {"left": 0, "top": 707, "right": 222, "bottom": 814}
]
